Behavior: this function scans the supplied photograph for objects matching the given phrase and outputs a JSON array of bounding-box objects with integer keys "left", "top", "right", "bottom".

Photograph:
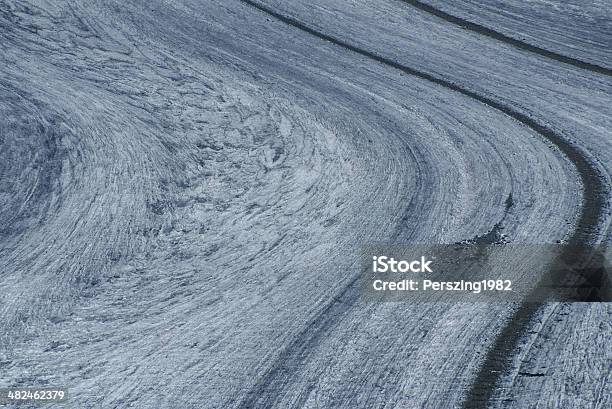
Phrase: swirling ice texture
[
  {"left": 419, "top": 0, "right": 612, "bottom": 69},
  {"left": 0, "top": 1, "right": 608, "bottom": 409},
  {"left": 230, "top": 1, "right": 612, "bottom": 408}
]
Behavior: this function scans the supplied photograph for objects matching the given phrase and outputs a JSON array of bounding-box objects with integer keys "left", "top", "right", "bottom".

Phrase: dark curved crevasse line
[
  {"left": 398, "top": 0, "right": 612, "bottom": 76},
  {"left": 236, "top": 1, "right": 608, "bottom": 408}
]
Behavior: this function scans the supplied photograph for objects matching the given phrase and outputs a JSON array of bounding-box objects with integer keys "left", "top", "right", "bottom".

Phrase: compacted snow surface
[{"left": 0, "top": 1, "right": 611, "bottom": 408}]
